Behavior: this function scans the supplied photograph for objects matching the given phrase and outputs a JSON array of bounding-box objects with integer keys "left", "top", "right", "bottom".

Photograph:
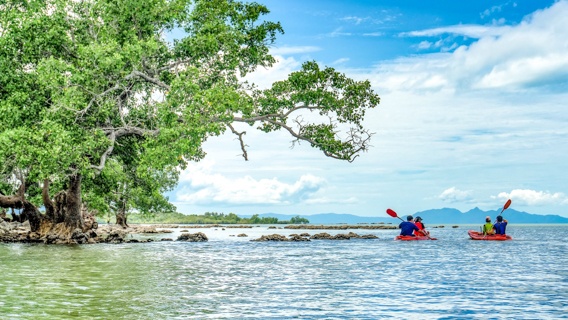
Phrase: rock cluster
[
  {"left": 251, "top": 232, "right": 379, "bottom": 242},
  {"left": 177, "top": 232, "right": 208, "bottom": 242},
  {"left": 0, "top": 221, "right": 177, "bottom": 244},
  {"left": 284, "top": 224, "right": 396, "bottom": 230}
]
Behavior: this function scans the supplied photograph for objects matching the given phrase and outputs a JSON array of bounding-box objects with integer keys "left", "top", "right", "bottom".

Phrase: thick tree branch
[
  {"left": 42, "top": 179, "right": 57, "bottom": 220},
  {"left": 80, "top": 70, "right": 170, "bottom": 117},
  {"left": 129, "top": 71, "right": 171, "bottom": 90},
  {"left": 92, "top": 126, "right": 160, "bottom": 172},
  {"left": 231, "top": 103, "right": 320, "bottom": 123},
  {"left": 91, "top": 131, "right": 116, "bottom": 172},
  {"left": 0, "top": 195, "right": 24, "bottom": 209}
]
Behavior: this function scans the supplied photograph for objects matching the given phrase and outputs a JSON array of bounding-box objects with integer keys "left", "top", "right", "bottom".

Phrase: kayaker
[
  {"left": 493, "top": 215, "right": 508, "bottom": 235},
  {"left": 482, "top": 216, "right": 495, "bottom": 235},
  {"left": 413, "top": 216, "right": 429, "bottom": 236},
  {"left": 399, "top": 215, "right": 420, "bottom": 236}
]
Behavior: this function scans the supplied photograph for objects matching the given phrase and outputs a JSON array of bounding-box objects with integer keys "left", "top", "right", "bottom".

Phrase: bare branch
[
  {"left": 232, "top": 103, "right": 320, "bottom": 123},
  {"left": 129, "top": 71, "right": 171, "bottom": 90},
  {"left": 227, "top": 123, "right": 248, "bottom": 160},
  {"left": 158, "top": 58, "right": 194, "bottom": 73},
  {"left": 91, "top": 130, "right": 116, "bottom": 172},
  {"left": 92, "top": 126, "right": 160, "bottom": 172}
]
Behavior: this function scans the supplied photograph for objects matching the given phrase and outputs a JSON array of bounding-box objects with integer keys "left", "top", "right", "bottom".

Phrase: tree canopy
[{"left": 0, "top": 0, "right": 379, "bottom": 234}]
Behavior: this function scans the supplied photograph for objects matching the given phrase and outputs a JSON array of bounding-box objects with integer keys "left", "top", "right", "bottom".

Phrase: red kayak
[
  {"left": 395, "top": 235, "right": 437, "bottom": 241},
  {"left": 468, "top": 230, "right": 512, "bottom": 241}
]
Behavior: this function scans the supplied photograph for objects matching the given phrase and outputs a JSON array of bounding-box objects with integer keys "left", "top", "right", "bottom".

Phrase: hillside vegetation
[{"left": 126, "top": 212, "right": 309, "bottom": 225}]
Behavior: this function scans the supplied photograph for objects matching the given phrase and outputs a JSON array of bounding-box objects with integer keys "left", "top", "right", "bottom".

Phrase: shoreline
[{"left": 0, "top": 221, "right": 393, "bottom": 244}]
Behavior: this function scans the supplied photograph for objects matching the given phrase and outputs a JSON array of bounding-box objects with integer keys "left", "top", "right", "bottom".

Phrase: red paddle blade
[
  {"left": 500, "top": 199, "right": 512, "bottom": 213},
  {"left": 386, "top": 208, "right": 398, "bottom": 218}
]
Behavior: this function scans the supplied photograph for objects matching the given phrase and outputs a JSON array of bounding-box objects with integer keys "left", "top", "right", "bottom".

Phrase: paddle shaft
[
  {"left": 386, "top": 208, "right": 433, "bottom": 239},
  {"left": 495, "top": 199, "right": 512, "bottom": 223}
]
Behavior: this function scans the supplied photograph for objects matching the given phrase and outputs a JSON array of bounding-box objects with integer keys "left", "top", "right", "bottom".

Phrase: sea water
[{"left": 0, "top": 225, "right": 566, "bottom": 319}]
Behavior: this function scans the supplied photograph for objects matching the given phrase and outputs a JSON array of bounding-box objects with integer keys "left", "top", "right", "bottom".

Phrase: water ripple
[{"left": 0, "top": 225, "right": 567, "bottom": 319}]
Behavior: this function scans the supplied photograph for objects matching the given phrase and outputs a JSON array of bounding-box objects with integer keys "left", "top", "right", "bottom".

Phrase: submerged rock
[
  {"left": 250, "top": 234, "right": 289, "bottom": 241},
  {"left": 177, "top": 232, "right": 208, "bottom": 242},
  {"left": 285, "top": 224, "right": 396, "bottom": 230},
  {"left": 251, "top": 232, "right": 378, "bottom": 242}
]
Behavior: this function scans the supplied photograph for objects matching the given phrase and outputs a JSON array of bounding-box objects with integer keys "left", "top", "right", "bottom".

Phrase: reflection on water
[{"left": 0, "top": 225, "right": 567, "bottom": 319}]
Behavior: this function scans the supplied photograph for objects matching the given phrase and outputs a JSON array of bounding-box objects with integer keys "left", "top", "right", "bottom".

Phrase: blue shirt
[
  {"left": 494, "top": 221, "right": 507, "bottom": 235},
  {"left": 399, "top": 221, "right": 419, "bottom": 236}
]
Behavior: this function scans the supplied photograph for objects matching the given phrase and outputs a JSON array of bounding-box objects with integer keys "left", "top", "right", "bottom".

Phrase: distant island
[
  {"left": 241, "top": 208, "right": 568, "bottom": 224},
  {"left": 127, "top": 212, "right": 310, "bottom": 225},
  {"left": 125, "top": 207, "right": 568, "bottom": 225}
]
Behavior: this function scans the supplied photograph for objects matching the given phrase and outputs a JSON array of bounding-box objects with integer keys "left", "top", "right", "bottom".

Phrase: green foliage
[
  {"left": 290, "top": 215, "right": 309, "bottom": 224},
  {"left": 126, "top": 212, "right": 307, "bottom": 225},
  {"left": 0, "top": 0, "right": 379, "bottom": 217}
]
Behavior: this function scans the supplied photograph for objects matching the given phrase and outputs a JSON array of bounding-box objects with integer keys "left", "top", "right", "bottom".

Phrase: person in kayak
[
  {"left": 399, "top": 215, "right": 420, "bottom": 236},
  {"left": 482, "top": 216, "right": 495, "bottom": 235},
  {"left": 413, "top": 216, "right": 429, "bottom": 236},
  {"left": 493, "top": 215, "right": 508, "bottom": 235}
]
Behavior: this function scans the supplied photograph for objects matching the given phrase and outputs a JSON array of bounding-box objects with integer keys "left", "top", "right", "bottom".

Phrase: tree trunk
[
  {"left": 116, "top": 211, "right": 129, "bottom": 228},
  {"left": 0, "top": 174, "right": 97, "bottom": 243},
  {"left": 42, "top": 179, "right": 58, "bottom": 222},
  {"left": 22, "top": 200, "right": 42, "bottom": 232},
  {"left": 64, "top": 173, "right": 84, "bottom": 231},
  {"left": 115, "top": 193, "right": 129, "bottom": 228},
  {"left": 0, "top": 197, "right": 23, "bottom": 222}
]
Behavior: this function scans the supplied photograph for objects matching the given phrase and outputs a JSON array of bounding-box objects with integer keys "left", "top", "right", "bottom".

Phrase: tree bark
[
  {"left": 0, "top": 195, "right": 24, "bottom": 209},
  {"left": 64, "top": 173, "right": 84, "bottom": 231},
  {"left": 22, "top": 200, "right": 42, "bottom": 232},
  {"left": 115, "top": 193, "right": 129, "bottom": 228},
  {"left": 0, "top": 196, "right": 23, "bottom": 222},
  {"left": 116, "top": 210, "right": 129, "bottom": 228},
  {"left": 42, "top": 179, "right": 58, "bottom": 222}
]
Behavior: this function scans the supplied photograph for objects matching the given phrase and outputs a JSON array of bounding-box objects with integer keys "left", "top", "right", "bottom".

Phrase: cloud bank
[
  {"left": 497, "top": 190, "right": 568, "bottom": 206},
  {"left": 174, "top": 162, "right": 333, "bottom": 207}
]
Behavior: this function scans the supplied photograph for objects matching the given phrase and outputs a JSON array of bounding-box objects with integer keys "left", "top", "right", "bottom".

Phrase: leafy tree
[
  {"left": 0, "top": 0, "right": 379, "bottom": 242},
  {"left": 290, "top": 216, "right": 309, "bottom": 224}
]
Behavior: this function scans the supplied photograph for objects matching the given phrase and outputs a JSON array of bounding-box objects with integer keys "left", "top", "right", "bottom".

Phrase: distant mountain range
[{"left": 246, "top": 208, "right": 568, "bottom": 224}]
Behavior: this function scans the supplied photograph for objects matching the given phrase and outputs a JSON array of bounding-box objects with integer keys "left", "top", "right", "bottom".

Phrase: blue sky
[{"left": 168, "top": 0, "right": 568, "bottom": 218}]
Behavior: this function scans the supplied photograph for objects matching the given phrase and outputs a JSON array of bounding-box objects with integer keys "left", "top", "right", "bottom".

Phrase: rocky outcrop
[
  {"left": 285, "top": 224, "right": 396, "bottom": 230},
  {"left": 310, "top": 232, "right": 378, "bottom": 240},
  {"left": 251, "top": 232, "right": 379, "bottom": 241},
  {"left": 251, "top": 234, "right": 290, "bottom": 241},
  {"left": 177, "top": 232, "right": 208, "bottom": 242},
  {"left": 250, "top": 234, "right": 311, "bottom": 242}
]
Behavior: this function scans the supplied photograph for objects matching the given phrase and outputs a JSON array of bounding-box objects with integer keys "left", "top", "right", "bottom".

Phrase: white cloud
[
  {"left": 175, "top": 162, "right": 328, "bottom": 206},
  {"left": 496, "top": 190, "right": 568, "bottom": 206},
  {"left": 480, "top": 2, "right": 516, "bottom": 19},
  {"left": 332, "top": 58, "right": 350, "bottom": 65},
  {"left": 270, "top": 46, "right": 321, "bottom": 55},
  {"left": 306, "top": 196, "right": 358, "bottom": 205},
  {"left": 328, "top": 27, "right": 352, "bottom": 37},
  {"left": 417, "top": 41, "right": 433, "bottom": 50},
  {"left": 362, "top": 32, "right": 384, "bottom": 37},
  {"left": 401, "top": 24, "right": 511, "bottom": 39},
  {"left": 244, "top": 55, "right": 301, "bottom": 89},
  {"left": 439, "top": 187, "right": 474, "bottom": 203},
  {"left": 168, "top": 1, "right": 568, "bottom": 217},
  {"left": 369, "top": 1, "right": 568, "bottom": 92},
  {"left": 341, "top": 16, "right": 368, "bottom": 25}
]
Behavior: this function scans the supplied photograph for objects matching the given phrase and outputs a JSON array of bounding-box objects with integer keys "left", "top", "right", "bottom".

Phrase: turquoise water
[{"left": 0, "top": 225, "right": 567, "bottom": 319}]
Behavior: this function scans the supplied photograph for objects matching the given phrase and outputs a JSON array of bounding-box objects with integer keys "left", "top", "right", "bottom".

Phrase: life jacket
[
  {"left": 483, "top": 222, "right": 494, "bottom": 234},
  {"left": 414, "top": 221, "right": 424, "bottom": 235}
]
